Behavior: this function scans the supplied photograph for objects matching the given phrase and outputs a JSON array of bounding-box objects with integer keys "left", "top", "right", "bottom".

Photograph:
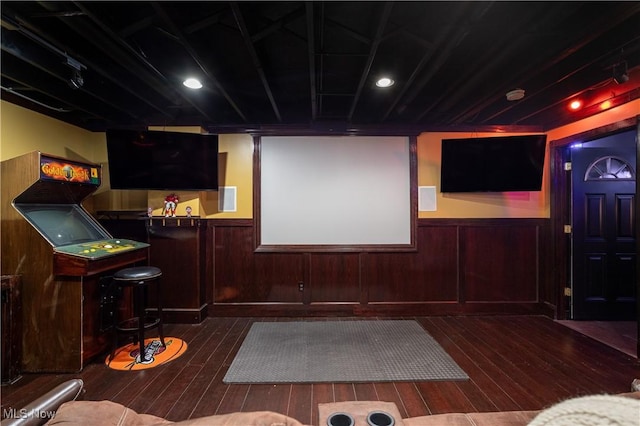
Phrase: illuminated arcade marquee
[{"left": 39, "top": 155, "right": 100, "bottom": 184}]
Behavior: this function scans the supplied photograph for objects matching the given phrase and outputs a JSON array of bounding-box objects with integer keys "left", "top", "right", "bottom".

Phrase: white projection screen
[{"left": 258, "top": 135, "right": 415, "bottom": 249}]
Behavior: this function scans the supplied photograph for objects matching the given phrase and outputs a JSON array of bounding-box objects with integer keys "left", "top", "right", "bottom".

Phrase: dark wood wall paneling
[
  {"left": 101, "top": 217, "right": 551, "bottom": 319},
  {"left": 209, "top": 218, "right": 552, "bottom": 318},
  {"left": 147, "top": 218, "right": 207, "bottom": 323},
  {"left": 100, "top": 217, "right": 208, "bottom": 324},
  {"left": 1, "top": 275, "right": 22, "bottom": 383}
]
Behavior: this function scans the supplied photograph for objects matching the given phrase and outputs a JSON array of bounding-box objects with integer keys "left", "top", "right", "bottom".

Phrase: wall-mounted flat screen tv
[
  {"left": 106, "top": 129, "right": 219, "bottom": 191},
  {"left": 440, "top": 134, "right": 547, "bottom": 192}
]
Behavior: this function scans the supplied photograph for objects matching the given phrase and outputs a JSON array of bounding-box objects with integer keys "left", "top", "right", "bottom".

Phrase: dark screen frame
[
  {"left": 440, "top": 134, "right": 547, "bottom": 193},
  {"left": 106, "top": 129, "right": 219, "bottom": 191}
]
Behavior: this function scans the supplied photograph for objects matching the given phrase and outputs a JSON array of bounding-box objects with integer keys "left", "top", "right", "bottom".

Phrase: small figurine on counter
[
  {"left": 163, "top": 193, "right": 179, "bottom": 217},
  {"left": 185, "top": 206, "right": 192, "bottom": 218}
]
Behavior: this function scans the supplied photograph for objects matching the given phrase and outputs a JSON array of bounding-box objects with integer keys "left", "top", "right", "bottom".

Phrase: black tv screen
[
  {"left": 440, "top": 134, "right": 547, "bottom": 192},
  {"left": 106, "top": 129, "right": 219, "bottom": 191}
]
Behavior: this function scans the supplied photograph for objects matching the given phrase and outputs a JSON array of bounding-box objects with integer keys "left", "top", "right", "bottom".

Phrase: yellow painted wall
[
  {"left": 417, "top": 131, "right": 549, "bottom": 218},
  {"left": 0, "top": 107, "right": 254, "bottom": 218},
  {"left": 0, "top": 101, "right": 102, "bottom": 163},
  {"left": 200, "top": 133, "right": 253, "bottom": 218},
  {"left": 417, "top": 99, "right": 639, "bottom": 219},
  {"left": 0, "top": 101, "right": 109, "bottom": 212},
  {"left": 2, "top": 99, "right": 637, "bottom": 220}
]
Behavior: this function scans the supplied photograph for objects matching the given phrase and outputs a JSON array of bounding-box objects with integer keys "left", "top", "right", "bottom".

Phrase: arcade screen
[{"left": 14, "top": 203, "right": 111, "bottom": 247}]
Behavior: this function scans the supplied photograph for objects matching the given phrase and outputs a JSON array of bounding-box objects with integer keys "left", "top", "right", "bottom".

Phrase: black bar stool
[{"left": 109, "top": 266, "right": 165, "bottom": 362}]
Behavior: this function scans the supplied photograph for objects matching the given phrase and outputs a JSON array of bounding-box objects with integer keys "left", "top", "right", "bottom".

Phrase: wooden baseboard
[
  {"left": 208, "top": 301, "right": 552, "bottom": 318},
  {"left": 148, "top": 305, "right": 208, "bottom": 324}
]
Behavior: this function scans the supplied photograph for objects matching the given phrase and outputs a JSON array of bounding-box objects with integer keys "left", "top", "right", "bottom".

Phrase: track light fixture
[
  {"left": 613, "top": 61, "right": 629, "bottom": 84},
  {"left": 66, "top": 56, "right": 85, "bottom": 90},
  {"left": 6, "top": 17, "right": 88, "bottom": 91},
  {"left": 68, "top": 68, "right": 84, "bottom": 89}
]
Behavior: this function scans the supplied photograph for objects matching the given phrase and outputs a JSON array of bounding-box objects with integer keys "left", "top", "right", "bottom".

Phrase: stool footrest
[{"left": 116, "top": 316, "right": 161, "bottom": 333}]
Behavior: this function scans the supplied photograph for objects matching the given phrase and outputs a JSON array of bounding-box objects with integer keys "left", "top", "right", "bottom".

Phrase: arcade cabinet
[{"left": 1, "top": 151, "right": 149, "bottom": 372}]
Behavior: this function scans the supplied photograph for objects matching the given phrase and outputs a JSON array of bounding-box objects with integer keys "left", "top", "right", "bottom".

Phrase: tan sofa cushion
[
  {"left": 404, "top": 391, "right": 640, "bottom": 426},
  {"left": 46, "top": 391, "right": 640, "bottom": 426},
  {"left": 45, "top": 401, "right": 168, "bottom": 426},
  {"left": 403, "top": 410, "right": 539, "bottom": 426},
  {"left": 156, "top": 411, "right": 307, "bottom": 426},
  {"left": 46, "top": 400, "right": 308, "bottom": 426}
]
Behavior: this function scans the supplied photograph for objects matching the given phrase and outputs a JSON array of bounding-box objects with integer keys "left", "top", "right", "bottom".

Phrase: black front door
[{"left": 571, "top": 135, "right": 636, "bottom": 320}]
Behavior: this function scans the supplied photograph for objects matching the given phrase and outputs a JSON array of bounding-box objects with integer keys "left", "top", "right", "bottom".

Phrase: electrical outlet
[
  {"left": 564, "top": 287, "right": 572, "bottom": 297},
  {"left": 298, "top": 282, "right": 304, "bottom": 292}
]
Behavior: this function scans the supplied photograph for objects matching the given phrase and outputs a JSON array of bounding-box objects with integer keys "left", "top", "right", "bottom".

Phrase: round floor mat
[{"left": 105, "top": 336, "right": 187, "bottom": 371}]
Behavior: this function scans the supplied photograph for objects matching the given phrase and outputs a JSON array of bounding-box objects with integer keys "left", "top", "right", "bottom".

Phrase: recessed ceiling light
[
  {"left": 183, "top": 78, "right": 203, "bottom": 89},
  {"left": 376, "top": 77, "right": 395, "bottom": 88}
]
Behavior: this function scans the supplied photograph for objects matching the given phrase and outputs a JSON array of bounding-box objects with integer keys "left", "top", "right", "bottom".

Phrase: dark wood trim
[
  {"left": 209, "top": 301, "right": 553, "bottom": 318},
  {"left": 358, "top": 252, "right": 368, "bottom": 305},
  {"left": 416, "top": 218, "right": 547, "bottom": 226},
  {"left": 252, "top": 135, "right": 262, "bottom": 251},
  {"left": 549, "top": 117, "right": 638, "bottom": 148},
  {"left": 254, "top": 244, "right": 418, "bottom": 253},
  {"left": 636, "top": 118, "right": 640, "bottom": 357},
  {"left": 207, "top": 218, "right": 254, "bottom": 227},
  {"left": 302, "top": 253, "right": 312, "bottom": 305},
  {"left": 148, "top": 306, "right": 207, "bottom": 324},
  {"left": 205, "top": 122, "right": 544, "bottom": 136},
  {"left": 547, "top": 116, "right": 639, "bottom": 329},
  {"left": 549, "top": 144, "right": 571, "bottom": 319},
  {"left": 205, "top": 221, "right": 215, "bottom": 307},
  {"left": 53, "top": 248, "right": 148, "bottom": 277},
  {"left": 252, "top": 135, "right": 418, "bottom": 253}
]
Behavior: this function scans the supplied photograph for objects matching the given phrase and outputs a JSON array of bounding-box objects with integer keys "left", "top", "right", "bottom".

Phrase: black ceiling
[{"left": 1, "top": 1, "right": 639, "bottom": 134}]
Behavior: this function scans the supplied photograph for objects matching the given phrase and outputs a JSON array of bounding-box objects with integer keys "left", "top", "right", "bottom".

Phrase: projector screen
[{"left": 258, "top": 135, "right": 415, "bottom": 249}]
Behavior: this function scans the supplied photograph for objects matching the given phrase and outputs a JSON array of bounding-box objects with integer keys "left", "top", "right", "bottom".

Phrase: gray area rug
[{"left": 223, "top": 320, "right": 468, "bottom": 384}]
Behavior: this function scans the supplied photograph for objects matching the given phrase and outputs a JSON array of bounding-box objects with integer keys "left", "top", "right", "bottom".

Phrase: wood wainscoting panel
[
  {"left": 253, "top": 252, "right": 304, "bottom": 303},
  {"left": 207, "top": 218, "right": 549, "bottom": 317},
  {"left": 148, "top": 219, "right": 207, "bottom": 323},
  {"left": 460, "top": 222, "right": 540, "bottom": 302},
  {"left": 213, "top": 224, "right": 255, "bottom": 303},
  {"left": 309, "top": 253, "right": 361, "bottom": 303},
  {"left": 366, "top": 225, "right": 459, "bottom": 303}
]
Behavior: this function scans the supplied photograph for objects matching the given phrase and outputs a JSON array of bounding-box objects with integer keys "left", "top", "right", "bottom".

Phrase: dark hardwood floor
[
  {"left": 556, "top": 320, "right": 637, "bottom": 358},
  {"left": 2, "top": 316, "right": 638, "bottom": 425}
]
